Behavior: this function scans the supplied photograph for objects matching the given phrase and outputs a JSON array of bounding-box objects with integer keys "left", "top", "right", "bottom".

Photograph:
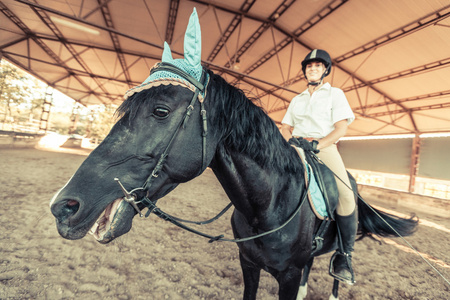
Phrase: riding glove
[{"left": 288, "top": 137, "right": 320, "bottom": 153}]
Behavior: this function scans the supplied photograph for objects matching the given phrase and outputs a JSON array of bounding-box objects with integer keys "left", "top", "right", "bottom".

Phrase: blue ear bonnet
[
  {"left": 125, "top": 8, "right": 208, "bottom": 99},
  {"left": 143, "top": 51, "right": 204, "bottom": 86}
]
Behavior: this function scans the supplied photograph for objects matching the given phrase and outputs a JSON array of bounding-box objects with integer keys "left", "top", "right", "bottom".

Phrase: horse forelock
[
  {"left": 123, "top": 78, "right": 204, "bottom": 101},
  {"left": 116, "top": 84, "right": 192, "bottom": 121},
  {"left": 117, "top": 71, "right": 212, "bottom": 120},
  {"left": 206, "top": 70, "right": 301, "bottom": 174},
  {"left": 116, "top": 88, "right": 149, "bottom": 121}
]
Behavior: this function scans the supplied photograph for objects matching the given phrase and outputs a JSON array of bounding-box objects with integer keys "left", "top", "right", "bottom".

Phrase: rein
[
  {"left": 141, "top": 182, "right": 309, "bottom": 243},
  {"left": 114, "top": 62, "right": 310, "bottom": 243}
]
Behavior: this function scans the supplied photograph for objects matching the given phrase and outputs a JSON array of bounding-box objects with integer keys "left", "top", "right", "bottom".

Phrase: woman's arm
[
  {"left": 316, "top": 119, "right": 348, "bottom": 150},
  {"left": 281, "top": 123, "right": 293, "bottom": 142}
]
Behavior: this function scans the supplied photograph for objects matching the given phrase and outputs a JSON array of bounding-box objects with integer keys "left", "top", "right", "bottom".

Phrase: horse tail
[{"left": 357, "top": 196, "right": 419, "bottom": 240}]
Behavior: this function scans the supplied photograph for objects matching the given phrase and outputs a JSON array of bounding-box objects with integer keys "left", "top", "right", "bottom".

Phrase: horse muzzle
[{"left": 51, "top": 196, "right": 137, "bottom": 243}]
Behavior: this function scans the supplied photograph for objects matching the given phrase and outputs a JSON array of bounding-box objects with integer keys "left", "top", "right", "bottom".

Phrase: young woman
[{"left": 281, "top": 49, "right": 357, "bottom": 285}]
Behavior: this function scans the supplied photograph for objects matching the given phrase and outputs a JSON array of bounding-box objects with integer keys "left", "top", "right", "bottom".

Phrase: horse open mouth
[{"left": 88, "top": 198, "right": 135, "bottom": 244}]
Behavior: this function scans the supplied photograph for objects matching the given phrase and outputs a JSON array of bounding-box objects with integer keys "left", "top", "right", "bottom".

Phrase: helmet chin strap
[{"left": 307, "top": 80, "right": 322, "bottom": 86}]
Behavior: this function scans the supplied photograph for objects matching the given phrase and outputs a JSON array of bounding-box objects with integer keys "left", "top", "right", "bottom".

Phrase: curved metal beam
[
  {"left": 207, "top": 0, "right": 256, "bottom": 63},
  {"left": 15, "top": 0, "right": 166, "bottom": 52},
  {"left": 165, "top": 0, "right": 180, "bottom": 44},
  {"left": 335, "top": 5, "right": 450, "bottom": 63},
  {"left": 344, "top": 57, "right": 450, "bottom": 93},
  {"left": 97, "top": 0, "right": 132, "bottom": 88}
]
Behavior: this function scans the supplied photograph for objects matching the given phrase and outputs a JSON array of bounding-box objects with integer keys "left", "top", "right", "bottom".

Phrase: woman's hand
[{"left": 316, "top": 119, "right": 348, "bottom": 150}]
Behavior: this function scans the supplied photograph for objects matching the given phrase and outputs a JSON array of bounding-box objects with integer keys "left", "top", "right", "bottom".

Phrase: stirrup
[{"left": 329, "top": 251, "right": 356, "bottom": 285}]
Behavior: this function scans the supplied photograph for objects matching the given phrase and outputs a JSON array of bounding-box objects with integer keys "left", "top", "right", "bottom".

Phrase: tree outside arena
[
  {"left": 0, "top": 60, "right": 116, "bottom": 141},
  {"left": 0, "top": 60, "right": 42, "bottom": 130}
]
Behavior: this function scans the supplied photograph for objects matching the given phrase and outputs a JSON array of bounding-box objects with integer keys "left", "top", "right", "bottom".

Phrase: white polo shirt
[{"left": 282, "top": 82, "right": 355, "bottom": 139}]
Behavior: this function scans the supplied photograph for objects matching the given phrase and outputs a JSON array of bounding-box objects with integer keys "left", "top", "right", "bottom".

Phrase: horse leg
[
  {"left": 297, "top": 257, "right": 314, "bottom": 300},
  {"left": 329, "top": 279, "right": 339, "bottom": 300},
  {"left": 276, "top": 267, "right": 302, "bottom": 300},
  {"left": 239, "top": 253, "right": 261, "bottom": 300}
]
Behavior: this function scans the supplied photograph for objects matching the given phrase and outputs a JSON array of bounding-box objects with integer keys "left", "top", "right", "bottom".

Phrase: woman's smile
[{"left": 306, "top": 62, "right": 325, "bottom": 82}]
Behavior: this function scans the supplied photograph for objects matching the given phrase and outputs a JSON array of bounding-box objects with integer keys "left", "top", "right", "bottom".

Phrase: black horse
[{"left": 50, "top": 64, "right": 417, "bottom": 299}]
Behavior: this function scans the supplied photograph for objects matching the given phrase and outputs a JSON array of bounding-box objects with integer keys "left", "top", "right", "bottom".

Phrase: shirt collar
[{"left": 300, "top": 82, "right": 331, "bottom": 95}]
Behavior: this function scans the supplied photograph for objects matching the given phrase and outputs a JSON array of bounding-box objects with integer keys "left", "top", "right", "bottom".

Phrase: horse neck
[
  {"left": 206, "top": 74, "right": 305, "bottom": 224},
  {"left": 210, "top": 145, "right": 304, "bottom": 225}
]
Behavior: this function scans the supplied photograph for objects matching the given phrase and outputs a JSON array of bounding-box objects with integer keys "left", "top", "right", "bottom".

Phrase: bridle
[
  {"left": 142, "top": 63, "right": 209, "bottom": 186},
  {"left": 114, "top": 62, "right": 210, "bottom": 216},
  {"left": 114, "top": 62, "right": 310, "bottom": 243}
]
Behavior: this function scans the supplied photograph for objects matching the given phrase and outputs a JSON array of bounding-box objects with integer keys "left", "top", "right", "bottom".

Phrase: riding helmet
[{"left": 301, "top": 49, "right": 332, "bottom": 77}]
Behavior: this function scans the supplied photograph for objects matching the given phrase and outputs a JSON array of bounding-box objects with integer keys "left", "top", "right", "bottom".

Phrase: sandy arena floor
[{"left": 0, "top": 148, "right": 449, "bottom": 299}]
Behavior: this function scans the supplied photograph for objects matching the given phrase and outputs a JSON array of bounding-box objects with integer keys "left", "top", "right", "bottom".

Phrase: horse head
[{"left": 50, "top": 8, "right": 220, "bottom": 243}]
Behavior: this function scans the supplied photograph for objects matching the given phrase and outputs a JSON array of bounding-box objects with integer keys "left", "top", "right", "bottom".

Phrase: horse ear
[
  {"left": 162, "top": 41, "right": 174, "bottom": 63},
  {"left": 184, "top": 8, "right": 201, "bottom": 68}
]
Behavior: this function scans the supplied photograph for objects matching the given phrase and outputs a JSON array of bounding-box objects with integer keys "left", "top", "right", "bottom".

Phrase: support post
[
  {"left": 408, "top": 134, "right": 421, "bottom": 193},
  {"left": 68, "top": 104, "right": 80, "bottom": 134},
  {"left": 39, "top": 86, "right": 53, "bottom": 133}
]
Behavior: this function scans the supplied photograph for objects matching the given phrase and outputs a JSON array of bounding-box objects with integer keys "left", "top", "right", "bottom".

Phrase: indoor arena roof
[{"left": 1, "top": 0, "right": 450, "bottom": 136}]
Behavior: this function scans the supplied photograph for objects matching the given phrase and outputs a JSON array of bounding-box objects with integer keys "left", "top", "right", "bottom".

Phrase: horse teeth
[
  {"left": 89, "top": 222, "right": 99, "bottom": 236},
  {"left": 89, "top": 198, "right": 123, "bottom": 241},
  {"left": 109, "top": 199, "right": 122, "bottom": 221}
]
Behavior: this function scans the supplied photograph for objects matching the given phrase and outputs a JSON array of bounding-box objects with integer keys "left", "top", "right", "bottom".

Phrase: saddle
[
  {"left": 292, "top": 146, "right": 339, "bottom": 254},
  {"left": 293, "top": 147, "right": 338, "bottom": 219}
]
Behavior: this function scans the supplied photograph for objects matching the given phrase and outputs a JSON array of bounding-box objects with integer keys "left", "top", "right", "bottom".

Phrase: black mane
[
  {"left": 206, "top": 69, "right": 301, "bottom": 174},
  {"left": 115, "top": 68, "right": 302, "bottom": 174}
]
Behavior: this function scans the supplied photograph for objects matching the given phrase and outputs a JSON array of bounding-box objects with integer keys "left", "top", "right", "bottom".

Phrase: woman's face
[{"left": 305, "top": 61, "right": 325, "bottom": 82}]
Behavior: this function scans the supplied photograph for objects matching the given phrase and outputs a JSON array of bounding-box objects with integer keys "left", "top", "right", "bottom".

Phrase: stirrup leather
[{"left": 329, "top": 251, "right": 356, "bottom": 285}]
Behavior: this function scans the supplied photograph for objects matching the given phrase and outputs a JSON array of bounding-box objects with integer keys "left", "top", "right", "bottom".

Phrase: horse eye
[{"left": 152, "top": 107, "right": 170, "bottom": 119}]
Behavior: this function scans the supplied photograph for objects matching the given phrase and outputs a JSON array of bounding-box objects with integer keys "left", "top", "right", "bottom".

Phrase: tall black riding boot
[{"left": 329, "top": 210, "right": 357, "bottom": 285}]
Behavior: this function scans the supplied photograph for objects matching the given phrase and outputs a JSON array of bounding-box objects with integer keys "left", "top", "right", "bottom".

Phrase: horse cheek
[
  {"left": 167, "top": 148, "right": 203, "bottom": 181},
  {"left": 165, "top": 123, "right": 206, "bottom": 181}
]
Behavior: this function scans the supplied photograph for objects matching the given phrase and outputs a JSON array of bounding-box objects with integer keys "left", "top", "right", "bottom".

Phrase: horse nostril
[
  {"left": 67, "top": 200, "right": 79, "bottom": 207},
  {"left": 52, "top": 199, "right": 80, "bottom": 223}
]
